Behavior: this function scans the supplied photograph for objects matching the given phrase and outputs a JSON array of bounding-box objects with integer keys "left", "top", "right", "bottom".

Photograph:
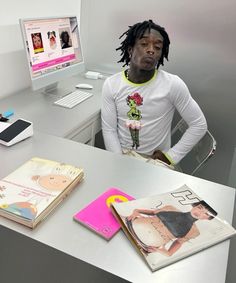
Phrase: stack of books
[{"left": 0, "top": 157, "right": 84, "bottom": 229}]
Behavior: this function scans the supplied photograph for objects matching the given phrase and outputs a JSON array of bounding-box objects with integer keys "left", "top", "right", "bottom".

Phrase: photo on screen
[
  {"left": 31, "top": 33, "right": 44, "bottom": 54},
  {"left": 47, "top": 31, "right": 57, "bottom": 50},
  {"left": 59, "top": 29, "right": 72, "bottom": 49}
]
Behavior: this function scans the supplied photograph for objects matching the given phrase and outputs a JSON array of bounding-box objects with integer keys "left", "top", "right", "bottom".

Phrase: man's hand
[{"left": 151, "top": 150, "right": 171, "bottom": 165}]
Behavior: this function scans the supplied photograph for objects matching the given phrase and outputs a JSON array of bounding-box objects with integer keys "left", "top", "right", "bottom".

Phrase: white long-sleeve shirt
[{"left": 101, "top": 69, "right": 207, "bottom": 164}]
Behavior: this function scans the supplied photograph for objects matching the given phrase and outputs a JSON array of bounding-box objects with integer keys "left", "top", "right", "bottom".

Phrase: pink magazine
[{"left": 73, "top": 187, "right": 134, "bottom": 240}]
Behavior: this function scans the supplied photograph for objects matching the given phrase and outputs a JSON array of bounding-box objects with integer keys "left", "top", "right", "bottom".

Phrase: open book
[
  {"left": 0, "top": 157, "right": 84, "bottom": 229},
  {"left": 111, "top": 185, "right": 236, "bottom": 272}
]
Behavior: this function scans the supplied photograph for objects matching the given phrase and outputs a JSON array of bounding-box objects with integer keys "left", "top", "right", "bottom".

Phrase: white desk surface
[
  {"left": 0, "top": 132, "right": 235, "bottom": 283},
  {"left": 0, "top": 73, "right": 104, "bottom": 138}
]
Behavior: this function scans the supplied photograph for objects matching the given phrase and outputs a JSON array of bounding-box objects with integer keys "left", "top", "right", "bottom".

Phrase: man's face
[
  {"left": 191, "top": 204, "right": 211, "bottom": 220},
  {"left": 129, "top": 29, "right": 163, "bottom": 71}
]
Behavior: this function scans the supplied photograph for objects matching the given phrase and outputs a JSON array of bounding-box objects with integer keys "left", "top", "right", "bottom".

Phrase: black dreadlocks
[{"left": 116, "top": 19, "right": 170, "bottom": 68}]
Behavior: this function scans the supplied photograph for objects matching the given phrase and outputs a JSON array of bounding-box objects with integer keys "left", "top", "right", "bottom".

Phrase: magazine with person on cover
[{"left": 111, "top": 184, "right": 236, "bottom": 271}]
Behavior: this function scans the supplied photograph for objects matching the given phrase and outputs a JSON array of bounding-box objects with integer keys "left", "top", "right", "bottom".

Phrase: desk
[
  {"left": 0, "top": 72, "right": 104, "bottom": 145},
  {"left": 0, "top": 132, "right": 235, "bottom": 283}
]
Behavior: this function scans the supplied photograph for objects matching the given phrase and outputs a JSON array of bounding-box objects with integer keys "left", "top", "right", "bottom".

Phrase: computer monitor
[{"left": 19, "top": 16, "right": 84, "bottom": 95}]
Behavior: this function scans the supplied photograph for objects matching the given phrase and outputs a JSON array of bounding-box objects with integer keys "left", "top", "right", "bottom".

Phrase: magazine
[
  {"left": 73, "top": 187, "right": 134, "bottom": 240},
  {"left": 111, "top": 184, "right": 236, "bottom": 271},
  {"left": 0, "top": 157, "right": 84, "bottom": 229}
]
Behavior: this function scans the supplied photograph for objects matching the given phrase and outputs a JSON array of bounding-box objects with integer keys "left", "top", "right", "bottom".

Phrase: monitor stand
[{"left": 41, "top": 82, "right": 73, "bottom": 98}]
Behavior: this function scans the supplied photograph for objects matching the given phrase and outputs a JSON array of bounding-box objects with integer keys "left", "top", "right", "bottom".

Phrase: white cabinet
[{"left": 65, "top": 113, "right": 101, "bottom": 146}]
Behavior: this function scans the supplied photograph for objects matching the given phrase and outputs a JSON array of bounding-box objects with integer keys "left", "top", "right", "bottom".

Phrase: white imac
[{"left": 19, "top": 16, "right": 85, "bottom": 95}]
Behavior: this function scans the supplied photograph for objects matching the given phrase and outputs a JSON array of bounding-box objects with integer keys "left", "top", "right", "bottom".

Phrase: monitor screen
[{"left": 20, "top": 16, "right": 84, "bottom": 94}]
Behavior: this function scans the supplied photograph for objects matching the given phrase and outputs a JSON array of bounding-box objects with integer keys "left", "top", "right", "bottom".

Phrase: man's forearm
[{"left": 102, "top": 130, "right": 122, "bottom": 153}]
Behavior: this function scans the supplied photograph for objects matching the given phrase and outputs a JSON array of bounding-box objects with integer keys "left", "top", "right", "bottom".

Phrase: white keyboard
[{"left": 54, "top": 90, "right": 93, "bottom": 109}]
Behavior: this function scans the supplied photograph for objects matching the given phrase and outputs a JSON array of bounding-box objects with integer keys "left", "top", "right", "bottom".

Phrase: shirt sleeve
[
  {"left": 101, "top": 78, "right": 123, "bottom": 154},
  {"left": 166, "top": 77, "right": 207, "bottom": 164}
]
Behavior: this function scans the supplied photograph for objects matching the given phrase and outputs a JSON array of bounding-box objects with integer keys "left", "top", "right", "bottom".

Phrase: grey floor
[{"left": 95, "top": 131, "right": 236, "bottom": 283}]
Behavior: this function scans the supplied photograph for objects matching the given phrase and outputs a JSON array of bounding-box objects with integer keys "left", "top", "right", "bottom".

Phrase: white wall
[
  {"left": 0, "top": 0, "right": 81, "bottom": 99},
  {"left": 81, "top": 0, "right": 236, "bottom": 75}
]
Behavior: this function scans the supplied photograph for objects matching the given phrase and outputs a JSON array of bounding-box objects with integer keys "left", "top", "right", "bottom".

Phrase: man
[
  {"left": 125, "top": 201, "right": 217, "bottom": 256},
  {"left": 101, "top": 20, "right": 207, "bottom": 166}
]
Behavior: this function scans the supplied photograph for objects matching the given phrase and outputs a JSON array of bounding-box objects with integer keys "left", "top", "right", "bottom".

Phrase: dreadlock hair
[{"left": 116, "top": 19, "right": 170, "bottom": 68}]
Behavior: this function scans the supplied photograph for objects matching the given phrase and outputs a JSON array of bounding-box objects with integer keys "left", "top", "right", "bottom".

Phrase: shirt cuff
[{"left": 163, "top": 152, "right": 175, "bottom": 165}]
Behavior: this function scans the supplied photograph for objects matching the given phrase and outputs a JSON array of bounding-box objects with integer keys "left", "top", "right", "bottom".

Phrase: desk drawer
[{"left": 70, "top": 123, "right": 93, "bottom": 144}]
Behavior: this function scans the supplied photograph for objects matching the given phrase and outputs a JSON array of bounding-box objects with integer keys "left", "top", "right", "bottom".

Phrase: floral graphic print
[{"left": 126, "top": 92, "right": 143, "bottom": 149}]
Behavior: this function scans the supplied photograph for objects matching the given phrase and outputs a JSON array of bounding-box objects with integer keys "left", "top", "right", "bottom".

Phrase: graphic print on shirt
[{"left": 125, "top": 92, "right": 143, "bottom": 149}]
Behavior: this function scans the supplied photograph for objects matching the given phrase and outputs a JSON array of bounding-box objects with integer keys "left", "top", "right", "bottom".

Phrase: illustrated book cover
[
  {"left": 0, "top": 157, "right": 84, "bottom": 229},
  {"left": 73, "top": 187, "right": 134, "bottom": 240},
  {"left": 111, "top": 184, "right": 236, "bottom": 271}
]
